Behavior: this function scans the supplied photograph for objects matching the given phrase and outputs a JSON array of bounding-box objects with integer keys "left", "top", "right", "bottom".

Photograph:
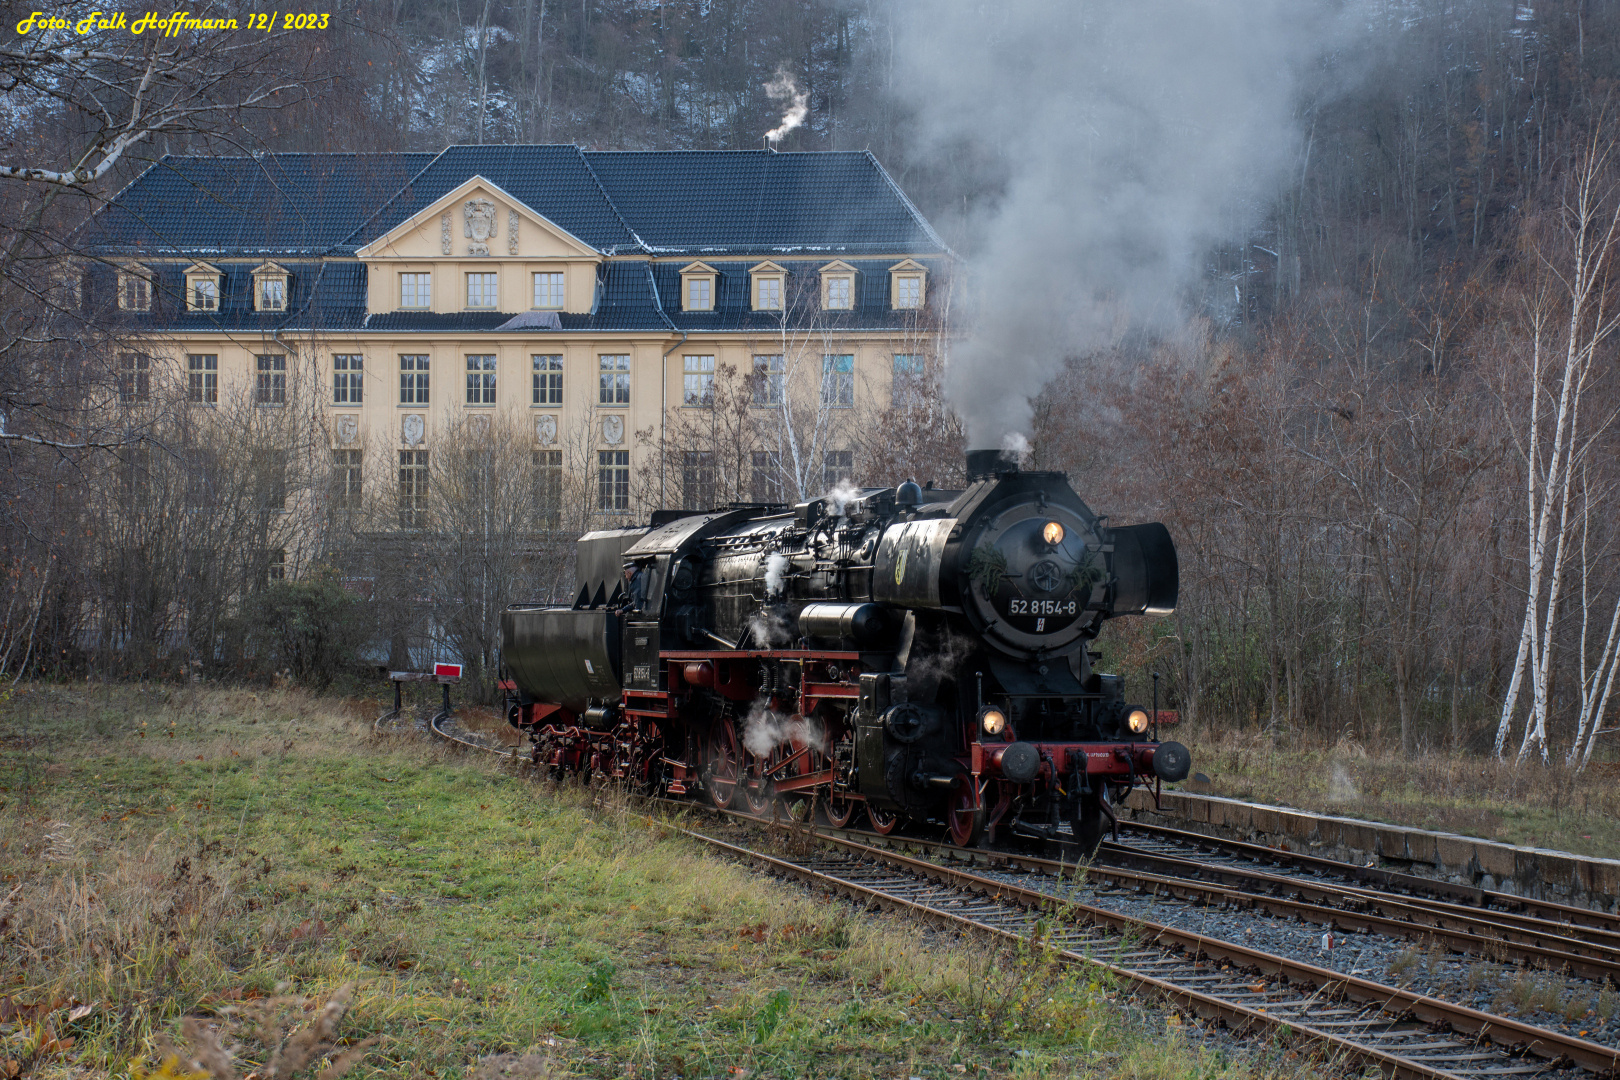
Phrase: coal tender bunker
[{"left": 502, "top": 448, "right": 1188, "bottom": 851}]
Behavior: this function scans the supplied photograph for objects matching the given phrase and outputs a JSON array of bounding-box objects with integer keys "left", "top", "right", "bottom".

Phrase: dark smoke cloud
[{"left": 889, "top": 1, "right": 1350, "bottom": 446}]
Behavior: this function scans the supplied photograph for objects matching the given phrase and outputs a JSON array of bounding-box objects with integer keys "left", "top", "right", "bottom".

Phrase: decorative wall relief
[
  {"left": 535, "top": 413, "right": 558, "bottom": 445},
  {"left": 468, "top": 414, "right": 490, "bottom": 437},
  {"left": 507, "top": 209, "right": 520, "bottom": 255},
  {"left": 440, "top": 213, "right": 451, "bottom": 255},
  {"left": 334, "top": 415, "right": 359, "bottom": 446},
  {"left": 464, "top": 198, "right": 496, "bottom": 255},
  {"left": 402, "top": 413, "right": 425, "bottom": 446},
  {"left": 602, "top": 414, "right": 625, "bottom": 445}
]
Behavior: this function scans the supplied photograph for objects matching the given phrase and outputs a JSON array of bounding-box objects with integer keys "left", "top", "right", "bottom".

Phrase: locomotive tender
[{"left": 501, "top": 448, "right": 1189, "bottom": 851}]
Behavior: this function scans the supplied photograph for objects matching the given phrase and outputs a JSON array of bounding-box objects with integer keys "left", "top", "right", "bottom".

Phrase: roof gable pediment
[
  {"left": 818, "top": 260, "right": 858, "bottom": 275},
  {"left": 749, "top": 260, "right": 787, "bottom": 275},
  {"left": 679, "top": 261, "right": 720, "bottom": 275},
  {"left": 888, "top": 258, "right": 927, "bottom": 273},
  {"left": 354, "top": 175, "right": 602, "bottom": 261}
]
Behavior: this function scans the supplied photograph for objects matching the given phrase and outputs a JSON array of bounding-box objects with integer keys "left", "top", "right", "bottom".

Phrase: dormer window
[
  {"left": 253, "top": 261, "right": 289, "bottom": 312},
  {"left": 750, "top": 261, "right": 786, "bottom": 311},
  {"left": 185, "top": 262, "right": 222, "bottom": 312},
  {"left": 889, "top": 259, "right": 928, "bottom": 310},
  {"left": 819, "top": 261, "right": 857, "bottom": 311},
  {"left": 118, "top": 265, "right": 152, "bottom": 312},
  {"left": 679, "top": 262, "right": 718, "bottom": 312}
]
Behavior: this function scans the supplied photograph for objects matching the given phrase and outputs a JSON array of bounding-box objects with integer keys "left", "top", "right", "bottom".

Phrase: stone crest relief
[
  {"left": 334, "top": 414, "right": 359, "bottom": 446},
  {"left": 440, "top": 212, "right": 451, "bottom": 255},
  {"left": 402, "top": 413, "right": 425, "bottom": 447},
  {"left": 535, "top": 413, "right": 558, "bottom": 445},
  {"left": 464, "top": 198, "right": 497, "bottom": 255},
  {"left": 507, "top": 209, "right": 520, "bottom": 255},
  {"left": 602, "top": 414, "right": 625, "bottom": 445}
]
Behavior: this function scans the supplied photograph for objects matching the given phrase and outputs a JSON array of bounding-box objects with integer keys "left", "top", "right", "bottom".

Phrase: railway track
[
  {"left": 413, "top": 716, "right": 1620, "bottom": 1076},
  {"left": 685, "top": 823, "right": 1618, "bottom": 1080}
]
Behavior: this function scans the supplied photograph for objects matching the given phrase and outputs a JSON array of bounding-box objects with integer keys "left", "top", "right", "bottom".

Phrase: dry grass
[
  {"left": 2, "top": 682, "right": 1340, "bottom": 1079},
  {"left": 1180, "top": 727, "right": 1620, "bottom": 857}
]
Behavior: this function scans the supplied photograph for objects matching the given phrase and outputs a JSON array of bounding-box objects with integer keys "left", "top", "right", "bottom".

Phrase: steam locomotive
[{"left": 501, "top": 448, "right": 1189, "bottom": 851}]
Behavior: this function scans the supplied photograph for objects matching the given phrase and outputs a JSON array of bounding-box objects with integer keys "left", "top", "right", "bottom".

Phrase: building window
[
  {"left": 117, "top": 353, "right": 150, "bottom": 405},
  {"left": 683, "top": 355, "right": 715, "bottom": 407},
  {"left": 824, "top": 275, "right": 853, "bottom": 310},
  {"left": 399, "top": 450, "right": 429, "bottom": 528},
  {"left": 333, "top": 354, "right": 363, "bottom": 404},
  {"left": 892, "top": 354, "right": 926, "bottom": 407},
  {"left": 533, "top": 272, "right": 565, "bottom": 309},
  {"left": 598, "top": 450, "right": 630, "bottom": 512},
  {"left": 187, "top": 354, "right": 217, "bottom": 404},
  {"left": 823, "top": 450, "right": 854, "bottom": 490},
  {"left": 400, "top": 273, "right": 431, "bottom": 309},
  {"left": 266, "top": 549, "right": 286, "bottom": 584},
  {"left": 599, "top": 354, "right": 630, "bottom": 405},
  {"left": 533, "top": 449, "right": 562, "bottom": 528},
  {"left": 753, "top": 355, "right": 784, "bottom": 407},
  {"left": 400, "top": 355, "right": 430, "bottom": 404},
  {"left": 184, "top": 449, "right": 218, "bottom": 510},
  {"left": 118, "top": 269, "right": 151, "bottom": 312},
  {"left": 466, "top": 354, "right": 497, "bottom": 405},
  {"left": 186, "top": 263, "right": 222, "bottom": 312},
  {"left": 821, "top": 354, "right": 854, "bottom": 408},
  {"left": 687, "top": 277, "right": 712, "bottom": 311},
  {"left": 893, "top": 275, "right": 923, "bottom": 309},
  {"left": 255, "top": 354, "right": 286, "bottom": 406},
  {"left": 253, "top": 451, "right": 288, "bottom": 511},
  {"left": 332, "top": 449, "right": 363, "bottom": 511},
  {"left": 118, "top": 446, "right": 151, "bottom": 500},
  {"left": 682, "top": 451, "right": 715, "bottom": 510},
  {"left": 466, "top": 272, "right": 498, "bottom": 309},
  {"left": 757, "top": 277, "right": 781, "bottom": 310},
  {"left": 254, "top": 263, "right": 289, "bottom": 312},
  {"left": 532, "top": 355, "right": 563, "bottom": 405},
  {"left": 750, "top": 450, "right": 783, "bottom": 503}
]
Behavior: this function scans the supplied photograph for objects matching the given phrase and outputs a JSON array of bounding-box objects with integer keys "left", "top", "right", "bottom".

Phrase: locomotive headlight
[
  {"left": 1042, "top": 521, "right": 1065, "bottom": 546},
  {"left": 980, "top": 708, "right": 1007, "bottom": 736},
  {"left": 1127, "top": 708, "right": 1150, "bottom": 734}
]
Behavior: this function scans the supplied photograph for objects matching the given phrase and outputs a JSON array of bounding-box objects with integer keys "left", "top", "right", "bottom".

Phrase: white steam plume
[
  {"left": 743, "top": 700, "right": 828, "bottom": 760},
  {"left": 825, "top": 478, "right": 862, "bottom": 518},
  {"left": 890, "top": 1, "right": 1349, "bottom": 447},
  {"left": 763, "top": 553, "right": 790, "bottom": 598},
  {"left": 764, "top": 67, "right": 808, "bottom": 144}
]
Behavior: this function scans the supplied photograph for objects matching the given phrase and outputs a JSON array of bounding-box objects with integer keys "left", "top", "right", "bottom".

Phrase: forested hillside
[{"left": 5, "top": 0, "right": 1620, "bottom": 765}]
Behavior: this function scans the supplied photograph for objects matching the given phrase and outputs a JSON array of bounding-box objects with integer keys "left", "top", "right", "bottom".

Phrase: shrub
[{"left": 235, "top": 566, "right": 370, "bottom": 690}]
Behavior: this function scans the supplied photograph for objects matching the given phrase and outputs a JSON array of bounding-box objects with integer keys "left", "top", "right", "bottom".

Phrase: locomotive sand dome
[{"left": 502, "top": 447, "right": 1187, "bottom": 851}]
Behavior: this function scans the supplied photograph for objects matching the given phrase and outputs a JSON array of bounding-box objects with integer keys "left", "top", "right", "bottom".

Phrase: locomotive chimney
[{"left": 966, "top": 448, "right": 1018, "bottom": 481}]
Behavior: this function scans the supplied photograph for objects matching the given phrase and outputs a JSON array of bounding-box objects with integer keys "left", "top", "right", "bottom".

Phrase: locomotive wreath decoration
[{"left": 501, "top": 448, "right": 1189, "bottom": 851}]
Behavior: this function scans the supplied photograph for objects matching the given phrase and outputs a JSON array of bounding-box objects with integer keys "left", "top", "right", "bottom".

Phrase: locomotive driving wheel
[
  {"left": 743, "top": 774, "right": 776, "bottom": 816},
  {"left": 946, "top": 784, "right": 986, "bottom": 848},
  {"left": 707, "top": 719, "right": 741, "bottom": 809},
  {"left": 866, "top": 804, "right": 901, "bottom": 835},
  {"left": 822, "top": 787, "right": 857, "bottom": 828}
]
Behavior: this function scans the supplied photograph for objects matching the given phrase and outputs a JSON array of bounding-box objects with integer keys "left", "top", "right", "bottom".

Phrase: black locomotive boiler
[{"left": 501, "top": 448, "right": 1189, "bottom": 851}]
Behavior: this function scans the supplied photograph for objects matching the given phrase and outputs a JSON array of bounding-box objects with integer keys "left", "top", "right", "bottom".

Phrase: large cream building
[{"left": 87, "top": 146, "right": 950, "bottom": 532}]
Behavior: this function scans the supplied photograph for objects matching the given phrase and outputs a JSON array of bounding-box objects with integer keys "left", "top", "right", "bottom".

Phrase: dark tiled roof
[
  {"left": 347, "top": 145, "right": 639, "bottom": 253},
  {"left": 85, "top": 259, "right": 366, "bottom": 333},
  {"left": 88, "top": 146, "right": 946, "bottom": 260},
  {"left": 582, "top": 150, "right": 947, "bottom": 255},
  {"left": 85, "top": 154, "right": 437, "bottom": 256}
]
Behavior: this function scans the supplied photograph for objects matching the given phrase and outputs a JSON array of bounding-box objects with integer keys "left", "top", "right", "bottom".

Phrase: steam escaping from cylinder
[
  {"left": 888, "top": 0, "right": 1355, "bottom": 447},
  {"left": 764, "top": 67, "right": 808, "bottom": 144},
  {"left": 742, "top": 699, "right": 827, "bottom": 759}
]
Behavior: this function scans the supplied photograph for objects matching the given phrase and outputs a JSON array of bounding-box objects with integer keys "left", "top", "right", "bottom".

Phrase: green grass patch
[{"left": 3, "top": 683, "right": 1329, "bottom": 1079}]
